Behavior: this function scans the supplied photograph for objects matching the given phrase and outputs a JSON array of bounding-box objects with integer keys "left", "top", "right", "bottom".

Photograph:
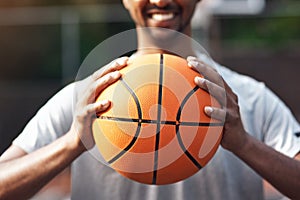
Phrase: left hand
[
  {"left": 187, "top": 56, "right": 249, "bottom": 153},
  {"left": 72, "top": 57, "right": 129, "bottom": 150}
]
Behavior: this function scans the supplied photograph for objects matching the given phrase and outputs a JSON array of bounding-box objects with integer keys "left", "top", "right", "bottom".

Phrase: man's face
[{"left": 123, "top": 0, "right": 199, "bottom": 35}]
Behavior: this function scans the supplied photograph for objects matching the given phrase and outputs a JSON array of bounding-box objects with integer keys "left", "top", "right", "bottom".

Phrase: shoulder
[
  {"left": 214, "top": 63, "right": 282, "bottom": 116},
  {"left": 47, "top": 82, "right": 76, "bottom": 104},
  {"left": 12, "top": 82, "right": 77, "bottom": 153},
  {"left": 215, "top": 63, "right": 267, "bottom": 97},
  {"left": 196, "top": 53, "right": 267, "bottom": 98}
]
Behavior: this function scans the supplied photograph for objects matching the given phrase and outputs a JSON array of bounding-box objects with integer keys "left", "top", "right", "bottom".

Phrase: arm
[
  {"left": 0, "top": 146, "right": 71, "bottom": 199},
  {"left": 187, "top": 56, "right": 300, "bottom": 199},
  {"left": 0, "top": 131, "right": 84, "bottom": 200},
  {"left": 263, "top": 153, "right": 300, "bottom": 199},
  {"left": 0, "top": 57, "right": 128, "bottom": 200},
  {"left": 232, "top": 134, "right": 300, "bottom": 199}
]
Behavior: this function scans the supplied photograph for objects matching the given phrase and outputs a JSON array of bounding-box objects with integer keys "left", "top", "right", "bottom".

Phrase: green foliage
[{"left": 219, "top": 1, "right": 300, "bottom": 50}]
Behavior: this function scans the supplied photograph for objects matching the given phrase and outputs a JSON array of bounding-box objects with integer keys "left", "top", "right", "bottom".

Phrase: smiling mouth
[{"left": 150, "top": 13, "right": 175, "bottom": 21}]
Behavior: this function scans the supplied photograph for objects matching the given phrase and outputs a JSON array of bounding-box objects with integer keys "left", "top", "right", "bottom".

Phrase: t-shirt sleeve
[
  {"left": 262, "top": 87, "right": 300, "bottom": 158},
  {"left": 217, "top": 64, "right": 300, "bottom": 159},
  {"left": 12, "top": 83, "right": 75, "bottom": 153}
]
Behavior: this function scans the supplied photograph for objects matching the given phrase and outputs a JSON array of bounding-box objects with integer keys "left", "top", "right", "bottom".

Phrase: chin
[{"left": 145, "top": 27, "right": 181, "bottom": 45}]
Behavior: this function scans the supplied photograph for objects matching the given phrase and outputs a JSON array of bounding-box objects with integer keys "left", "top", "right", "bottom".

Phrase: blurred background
[{"left": 0, "top": 0, "right": 299, "bottom": 198}]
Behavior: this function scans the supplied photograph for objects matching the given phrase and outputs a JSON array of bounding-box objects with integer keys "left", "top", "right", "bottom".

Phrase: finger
[
  {"left": 95, "top": 100, "right": 111, "bottom": 115},
  {"left": 92, "top": 57, "right": 129, "bottom": 81},
  {"left": 204, "top": 106, "right": 226, "bottom": 122},
  {"left": 187, "top": 56, "right": 215, "bottom": 72},
  {"left": 195, "top": 76, "right": 226, "bottom": 106},
  {"left": 187, "top": 57, "right": 223, "bottom": 87},
  {"left": 188, "top": 59, "right": 220, "bottom": 82},
  {"left": 90, "top": 71, "right": 121, "bottom": 101},
  {"left": 85, "top": 100, "right": 111, "bottom": 117},
  {"left": 83, "top": 71, "right": 121, "bottom": 103},
  {"left": 187, "top": 56, "right": 216, "bottom": 69}
]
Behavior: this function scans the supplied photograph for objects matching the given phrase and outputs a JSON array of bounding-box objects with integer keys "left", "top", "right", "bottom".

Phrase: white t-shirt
[{"left": 13, "top": 62, "right": 300, "bottom": 200}]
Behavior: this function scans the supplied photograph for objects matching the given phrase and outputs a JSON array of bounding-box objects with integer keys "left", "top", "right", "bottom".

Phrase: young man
[{"left": 1, "top": 0, "right": 300, "bottom": 199}]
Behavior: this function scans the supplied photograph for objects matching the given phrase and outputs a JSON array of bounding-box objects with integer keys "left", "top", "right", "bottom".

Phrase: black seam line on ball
[
  {"left": 176, "top": 86, "right": 200, "bottom": 122},
  {"left": 107, "top": 123, "right": 141, "bottom": 164},
  {"left": 120, "top": 78, "right": 143, "bottom": 120},
  {"left": 107, "top": 78, "right": 143, "bottom": 164},
  {"left": 175, "top": 86, "right": 203, "bottom": 170},
  {"left": 98, "top": 116, "right": 224, "bottom": 127},
  {"left": 152, "top": 53, "right": 164, "bottom": 185},
  {"left": 176, "top": 125, "right": 202, "bottom": 170}
]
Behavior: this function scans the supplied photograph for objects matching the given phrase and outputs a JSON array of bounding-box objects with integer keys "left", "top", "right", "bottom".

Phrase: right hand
[
  {"left": 187, "top": 56, "right": 248, "bottom": 153},
  {"left": 70, "top": 57, "right": 129, "bottom": 151}
]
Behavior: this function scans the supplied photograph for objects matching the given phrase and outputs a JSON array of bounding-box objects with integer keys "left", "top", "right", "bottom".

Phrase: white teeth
[{"left": 151, "top": 13, "right": 174, "bottom": 21}]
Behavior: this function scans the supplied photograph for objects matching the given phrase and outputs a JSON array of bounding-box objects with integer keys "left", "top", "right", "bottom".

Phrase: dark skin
[
  {"left": 187, "top": 56, "right": 300, "bottom": 199},
  {"left": 1, "top": 0, "right": 300, "bottom": 199},
  {"left": 0, "top": 58, "right": 129, "bottom": 199}
]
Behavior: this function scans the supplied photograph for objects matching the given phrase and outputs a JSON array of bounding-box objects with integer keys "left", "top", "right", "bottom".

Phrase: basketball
[{"left": 92, "top": 53, "right": 223, "bottom": 185}]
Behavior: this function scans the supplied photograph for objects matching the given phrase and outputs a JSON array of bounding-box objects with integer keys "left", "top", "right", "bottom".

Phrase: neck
[{"left": 135, "top": 27, "right": 197, "bottom": 58}]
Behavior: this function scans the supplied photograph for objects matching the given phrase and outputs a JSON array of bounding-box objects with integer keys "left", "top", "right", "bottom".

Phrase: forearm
[
  {"left": 0, "top": 131, "right": 85, "bottom": 200},
  {"left": 233, "top": 133, "right": 300, "bottom": 199}
]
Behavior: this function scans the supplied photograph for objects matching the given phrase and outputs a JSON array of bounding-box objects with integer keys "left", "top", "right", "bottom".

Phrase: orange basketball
[{"left": 92, "top": 53, "right": 223, "bottom": 185}]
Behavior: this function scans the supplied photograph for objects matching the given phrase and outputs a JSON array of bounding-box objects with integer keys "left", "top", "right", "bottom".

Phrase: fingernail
[
  {"left": 112, "top": 71, "right": 121, "bottom": 78},
  {"left": 204, "top": 106, "right": 213, "bottom": 114},
  {"left": 117, "top": 57, "right": 128, "bottom": 65},
  {"left": 195, "top": 76, "right": 205, "bottom": 84},
  {"left": 188, "top": 61, "right": 198, "bottom": 68},
  {"left": 187, "top": 56, "right": 197, "bottom": 61},
  {"left": 100, "top": 99, "right": 110, "bottom": 107}
]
